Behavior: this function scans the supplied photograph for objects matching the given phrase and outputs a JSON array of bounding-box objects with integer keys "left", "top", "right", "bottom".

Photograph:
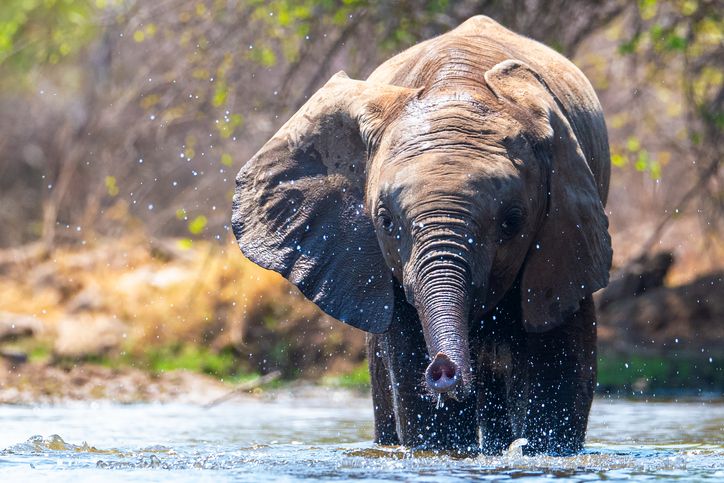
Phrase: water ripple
[{"left": 0, "top": 398, "right": 721, "bottom": 481}]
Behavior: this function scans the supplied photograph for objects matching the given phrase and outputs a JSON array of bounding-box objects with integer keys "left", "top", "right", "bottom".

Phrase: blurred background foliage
[
  {"left": 0, "top": 0, "right": 721, "bottom": 390},
  {"left": 1, "top": 0, "right": 720, "bottom": 256}
]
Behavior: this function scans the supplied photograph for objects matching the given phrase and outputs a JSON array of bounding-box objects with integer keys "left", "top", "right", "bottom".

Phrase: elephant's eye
[
  {"left": 377, "top": 207, "right": 395, "bottom": 235},
  {"left": 500, "top": 206, "right": 525, "bottom": 240}
]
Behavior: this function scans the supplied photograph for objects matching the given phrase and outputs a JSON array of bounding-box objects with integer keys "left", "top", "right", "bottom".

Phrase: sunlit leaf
[
  {"left": 635, "top": 150, "right": 650, "bottom": 171},
  {"left": 188, "top": 215, "right": 207, "bottom": 235},
  {"left": 611, "top": 153, "right": 628, "bottom": 167},
  {"left": 212, "top": 82, "right": 228, "bottom": 107},
  {"left": 177, "top": 238, "right": 194, "bottom": 250},
  {"left": 665, "top": 33, "right": 687, "bottom": 51},
  {"left": 626, "top": 136, "right": 641, "bottom": 152},
  {"left": 104, "top": 176, "right": 119, "bottom": 197}
]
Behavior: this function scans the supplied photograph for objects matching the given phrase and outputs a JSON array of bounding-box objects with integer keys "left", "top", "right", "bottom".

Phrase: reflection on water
[{"left": 0, "top": 391, "right": 721, "bottom": 481}]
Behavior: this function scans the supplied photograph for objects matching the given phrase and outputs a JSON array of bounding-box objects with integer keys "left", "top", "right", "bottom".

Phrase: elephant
[{"left": 231, "top": 15, "right": 612, "bottom": 455}]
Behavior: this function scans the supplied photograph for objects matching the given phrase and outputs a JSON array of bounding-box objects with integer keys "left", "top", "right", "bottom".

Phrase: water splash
[
  {"left": 0, "top": 399, "right": 721, "bottom": 479},
  {"left": 504, "top": 438, "right": 528, "bottom": 458}
]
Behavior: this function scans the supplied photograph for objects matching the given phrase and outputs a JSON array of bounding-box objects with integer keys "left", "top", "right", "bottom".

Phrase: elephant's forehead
[
  {"left": 372, "top": 89, "right": 533, "bottom": 213},
  {"left": 383, "top": 93, "right": 519, "bottom": 159},
  {"left": 403, "top": 90, "right": 493, "bottom": 119},
  {"left": 394, "top": 92, "right": 498, "bottom": 134},
  {"left": 389, "top": 153, "right": 519, "bottom": 189},
  {"left": 379, "top": 150, "right": 524, "bottom": 216}
]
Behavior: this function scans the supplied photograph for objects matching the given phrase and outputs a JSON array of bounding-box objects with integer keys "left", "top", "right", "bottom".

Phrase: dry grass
[
  {"left": 0, "top": 234, "right": 366, "bottom": 378},
  {"left": 1, "top": 216, "right": 719, "bottom": 383}
]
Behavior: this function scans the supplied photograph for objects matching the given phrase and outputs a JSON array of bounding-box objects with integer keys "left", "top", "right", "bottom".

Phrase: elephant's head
[{"left": 232, "top": 61, "right": 611, "bottom": 399}]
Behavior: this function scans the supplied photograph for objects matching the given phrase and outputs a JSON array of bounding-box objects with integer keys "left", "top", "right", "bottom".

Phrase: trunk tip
[{"left": 425, "top": 352, "right": 460, "bottom": 394}]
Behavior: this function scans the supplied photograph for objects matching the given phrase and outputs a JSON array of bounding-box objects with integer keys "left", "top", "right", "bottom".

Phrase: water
[{"left": 0, "top": 390, "right": 721, "bottom": 481}]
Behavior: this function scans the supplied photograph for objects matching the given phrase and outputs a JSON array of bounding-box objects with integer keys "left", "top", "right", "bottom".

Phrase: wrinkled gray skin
[{"left": 232, "top": 16, "right": 612, "bottom": 455}]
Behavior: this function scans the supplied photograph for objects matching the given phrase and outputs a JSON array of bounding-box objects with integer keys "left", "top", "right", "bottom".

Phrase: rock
[
  {"left": 149, "top": 238, "right": 195, "bottom": 262},
  {"left": 66, "top": 285, "right": 106, "bottom": 313},
  {"left": 598, "top": 271, "right": 724, "bottom": 353},
  {"left": 28, "top": 262, "right": 82, "bottom": 300},
  {"left": 596, "top": 251, "right": 675, "bottom": 310},
  {"left": 117, "top": 265, "right": 191, "bottom": 293},
  {"left": 0, "top": 312, "right": 42, "bottom": 342},
  {"left": 53, "top": 314, "right": 127, "bottom": 359},
  {"left": 27, "top": 263, "right": 58, "bottom": 289},
  {"left": 0, "top": 349, "right": 28, "bottom": 364},
  {"left": 0, "top": 241, "right": 48, "bottom": 273}
]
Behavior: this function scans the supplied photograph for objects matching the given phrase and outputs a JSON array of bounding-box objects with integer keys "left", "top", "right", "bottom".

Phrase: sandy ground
[{"left": 0, "top": 360, "right": 234, "bottom": 405}]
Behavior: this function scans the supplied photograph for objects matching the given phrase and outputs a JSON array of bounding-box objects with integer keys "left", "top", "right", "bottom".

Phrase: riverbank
[
  {"left": 0, "top": 236, "right": 721, "bottom": 403},
  {"left": 1, "top": 358, "right": 720, "bottom": 406},
  {"left": 0, "top": 359, "right": 234, "bottom": 405}
]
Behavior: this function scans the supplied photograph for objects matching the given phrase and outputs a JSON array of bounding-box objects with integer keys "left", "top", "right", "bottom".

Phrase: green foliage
[
  {"left": 104, "top": 176, "right": 119, "bottom": 197},
  {"left": 216, "top": 113, "right": 243, "bottom": 139},
  {"left": 187, "top": 215, "right": 207, "bottom": 235},
  {"left": 0, "top": 0, "right": 98, "bottom": 82},
  {"left": 29, "top": 344, "right": 51, "bottom": 362},
  {"left": 598, "top": 353, "right": 723, "bottom": 394},
  {"left": 220, "top": 153, "right": 233, "bottom": 167},
  {"left": 611, "top": 136, "right": 662, "bottom": 180},
  {"left": 322, "top": 361, "right": 370, "bottom": 390},
  {"left": 612, "top": 0, "right": 722, "bottom": 188},
  {"left": 617, "top": 32, "right": 641, "bottom": 55},
  {"left": 143, "top": 343, "right": 238, "bottom": 377}
]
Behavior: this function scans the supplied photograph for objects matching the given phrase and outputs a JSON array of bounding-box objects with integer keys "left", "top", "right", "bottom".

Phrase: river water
[{"left": 0, "top": 390, "right": 721, "bottom": 481}]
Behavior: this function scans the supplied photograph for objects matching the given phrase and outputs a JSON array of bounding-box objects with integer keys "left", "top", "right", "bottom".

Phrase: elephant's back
[{"left": 367, "top": 16, "right": 610, "bottom": 204}]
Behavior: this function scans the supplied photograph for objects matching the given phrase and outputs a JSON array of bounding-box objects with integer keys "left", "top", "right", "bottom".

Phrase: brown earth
[
  {"left": 0, "top": 237, "right": 721, "bottom": 401},
  {"left": 0, "top": 360, "right": 231, "bottom": 405},
  {"left": 596, "top": 254, "right": 723, "bottom": 356}
]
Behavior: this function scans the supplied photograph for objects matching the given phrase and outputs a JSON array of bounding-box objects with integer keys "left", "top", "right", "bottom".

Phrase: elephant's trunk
[{"left": 407, "top": 225, "right": 476, "bottom": 399}]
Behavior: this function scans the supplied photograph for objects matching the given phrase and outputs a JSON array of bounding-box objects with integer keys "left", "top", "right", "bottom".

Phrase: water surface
[{"left": 0, "top": 390, "right": 721, "bottom": 481}]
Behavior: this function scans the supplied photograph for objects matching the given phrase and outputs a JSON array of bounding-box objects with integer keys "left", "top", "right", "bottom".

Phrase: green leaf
[
  {"left": 104, "top": 176, "right": 119, "bottom": 197},
  {"left": 618, "top": 39, "right": 638, "bottom": 55},
  {"left": 177, "top": 238, "right": 194, "bottom": 250},
  {"left": 665, "top": 33, "right": 687, "bottom": 52},
  {"left": 611, "top": 153, "right": 628, "bottom": 167},
  {"left": 635, "top": 150, "right": 650, "bottom": 171},
  {"left": 626, "top": 136, "right": 641, "bottom": 152},
  {"left": 212, "top": 81, "right": 228, "bottom": 107},
  {"left": 188, "top": 215, "right": 207, "bottom": 235}
]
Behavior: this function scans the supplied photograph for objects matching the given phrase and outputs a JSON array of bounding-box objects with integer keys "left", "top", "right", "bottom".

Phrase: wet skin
[
  {"left": 368, "top": 281, "right": 597, "bottom": 454},
  {"left": 232, "top": 16, "right": 611, "bottom": 455}
]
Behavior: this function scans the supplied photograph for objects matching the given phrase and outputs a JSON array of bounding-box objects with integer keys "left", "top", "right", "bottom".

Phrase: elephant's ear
[
  {"left": 484, "top": 60, "right": 612, "bottom": 332},
  {"left": 232, "top": 72, "right": 416, "bottom": 333}
]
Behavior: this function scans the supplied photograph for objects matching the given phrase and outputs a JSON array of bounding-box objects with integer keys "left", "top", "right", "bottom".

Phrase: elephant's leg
[
  {"left": 522, "top": 296, "right": 597, "bottom": 455},
  {"left": 474, "top": 297, "right": 524, "bottom": 455},
  {"left": 383, "top": 283, "right": 479, "bottom": 453},
  {"left": 477, "top": 364, "right": 514, "bottom": 454},
  {"left": 366, "top": 333, "right": 399, "bottom": 445}
]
